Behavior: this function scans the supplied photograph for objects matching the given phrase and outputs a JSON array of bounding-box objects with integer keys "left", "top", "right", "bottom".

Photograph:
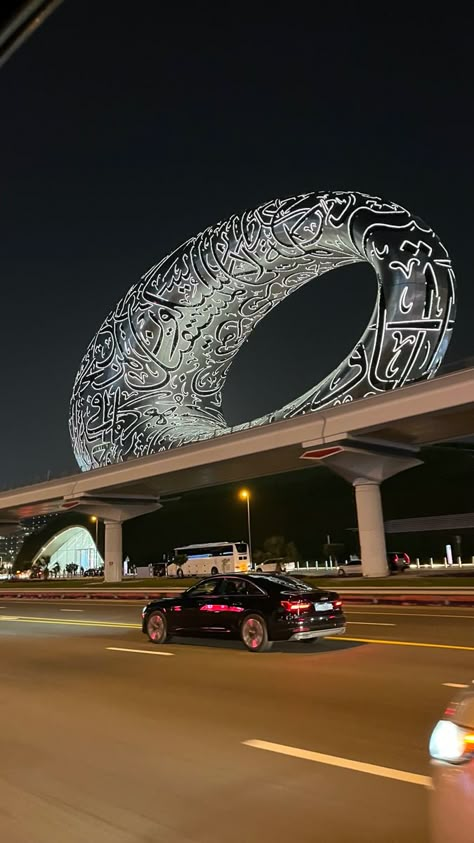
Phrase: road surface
[{"left": 1, "top": 600, "right": 473, "bottom": 842}]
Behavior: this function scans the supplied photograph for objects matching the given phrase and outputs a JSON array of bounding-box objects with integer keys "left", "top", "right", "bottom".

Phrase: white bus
[{"left": 167, "top": 541, "right": 250, "bottom": 578}]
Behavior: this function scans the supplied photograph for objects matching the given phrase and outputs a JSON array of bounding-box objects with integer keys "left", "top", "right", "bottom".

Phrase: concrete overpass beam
[
  {"left": 353, "top": 480, "right": 389, "bottom": 577},
  {"left": 104, "top": 520, "right": 123, "bottom": 583}
]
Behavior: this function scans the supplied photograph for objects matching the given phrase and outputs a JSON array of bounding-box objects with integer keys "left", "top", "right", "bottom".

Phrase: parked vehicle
[
  {"left": 167, "top": 541, "right": 250, "bottom": 578},
  {"left": 337, "top": 552, "right": 411, "bottom": 576},
  {"left": 142, "top": 573, "right": 346, "bottom": 652},
  {"left": 388, "top": 552, "right": 410, "bottom": 572},
  {"left": 83, "top": 566, "right": 104, "bottom": 578},
  {"left": 255, "top": 558, "right": 296, "bottom": 574},
  {"left": 337, "top": 558, "right": 363, "bottom": 577}
]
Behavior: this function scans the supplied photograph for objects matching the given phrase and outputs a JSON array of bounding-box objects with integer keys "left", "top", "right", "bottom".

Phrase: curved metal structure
[{"left": 70, "top": 191, "right": 456, "bottom": 470}]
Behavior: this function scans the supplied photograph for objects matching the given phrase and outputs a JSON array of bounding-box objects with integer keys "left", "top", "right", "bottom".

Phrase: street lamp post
[
  {"left": 91, "top": 516, "right": 99, "bottom": 569},
  {"left": 239, "top": 489, "right": 252, "bottom": 567}
]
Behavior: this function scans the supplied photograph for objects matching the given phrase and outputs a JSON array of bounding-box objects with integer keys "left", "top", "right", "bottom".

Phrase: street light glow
[
  {"left": 90, "top": 516, "right": 99, "bottom": 571},
  {"left": 238, "top": 489, "right": 252, "bottom": 565}
]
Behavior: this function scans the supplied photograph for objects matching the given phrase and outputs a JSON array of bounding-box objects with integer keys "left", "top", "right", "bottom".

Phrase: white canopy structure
[{"left": 32, "top": 526, "right": 102, "bottom": 570}]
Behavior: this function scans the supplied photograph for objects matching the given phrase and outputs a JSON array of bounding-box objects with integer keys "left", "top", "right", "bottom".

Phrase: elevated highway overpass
[{"left": 1, "top": 365, "right": 474, "bottom": 580}]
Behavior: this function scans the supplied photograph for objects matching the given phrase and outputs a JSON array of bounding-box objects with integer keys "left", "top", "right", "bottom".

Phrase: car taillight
[
  {"left": 281, "top": 600, "right": 312, "bottom": 613},
  {"left": 334, "top": 600, "right": 342, "bottom": 608}
]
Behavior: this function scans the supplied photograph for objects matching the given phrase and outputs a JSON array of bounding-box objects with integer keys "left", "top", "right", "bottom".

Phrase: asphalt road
[{"left": 1, "top": 601, "right": 473, "bottom": 843}]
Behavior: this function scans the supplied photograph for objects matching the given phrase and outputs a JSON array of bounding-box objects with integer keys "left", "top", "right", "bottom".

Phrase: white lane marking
[
  {"left": 443, "top": 682, "right": 470, "bottom": 689},
  {"left": 243, "top": 740, "right": 431, "bottom": 788},
  {"left": 346, "top": 610, "right": 474, "bottom": 620},
  {"left": 346, "top": 621, "right": 396, "bottom": 627},
  {"left": 107, "top": 647, "right": 173, "bottom": 657},
  {"left": 60, "top": 609, "right": 84, "bottom": 612}
]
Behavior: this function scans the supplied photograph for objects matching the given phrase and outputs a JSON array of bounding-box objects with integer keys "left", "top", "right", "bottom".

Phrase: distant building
[{"left": 0, "top": 513, "right": 58, "bottom": 564}]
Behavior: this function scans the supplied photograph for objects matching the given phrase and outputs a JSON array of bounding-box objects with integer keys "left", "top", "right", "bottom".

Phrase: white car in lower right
[{"left": 429, "top": 688, "right": 474, "bottom": 843}]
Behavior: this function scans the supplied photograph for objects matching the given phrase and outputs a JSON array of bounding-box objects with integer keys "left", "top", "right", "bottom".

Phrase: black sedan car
[
  {"left": 142, "top": 574, "right": 346, "bottom": 652},
  {"left": 83, "top": 566, "right": 104, "bottom": 578}
]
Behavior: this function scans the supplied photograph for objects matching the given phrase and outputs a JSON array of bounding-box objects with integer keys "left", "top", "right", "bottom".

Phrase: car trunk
[{"left": 280, "top": 589, "right": 341, "bottom": 617}]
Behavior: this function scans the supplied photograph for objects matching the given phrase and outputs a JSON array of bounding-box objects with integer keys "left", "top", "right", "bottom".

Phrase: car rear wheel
[
  {"left": 176, "top": 568, "right": 184, "bottom": 578},
  {"left": 240, "top": 614, "right": 272, "bottom": 652},
  {"left": 146, "top": 610, "right": 169, "bottom": 644},
  {"left": 211, "top": 566, "right": 218, "bottom": 576}
]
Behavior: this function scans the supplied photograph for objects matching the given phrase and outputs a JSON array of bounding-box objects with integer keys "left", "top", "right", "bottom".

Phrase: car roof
[
  {"left": 194, "top": 573, "right": 284, "bottom": 580},
  {"left": 191, "top": 573, "right": 316, "bottom": 589}
]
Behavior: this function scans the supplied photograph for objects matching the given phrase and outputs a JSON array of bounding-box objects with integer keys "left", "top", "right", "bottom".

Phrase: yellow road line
[
  {"left": 329, "top": 635, "right": 474, "bottom": 652},
  {"left": 0, "top": 615, "right": 140, "bottom": 629}
]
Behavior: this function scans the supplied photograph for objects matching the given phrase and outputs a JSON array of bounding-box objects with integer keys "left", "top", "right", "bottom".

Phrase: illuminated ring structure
[{"left": 70, "top": 191, "right": 456, "bottom": 470}]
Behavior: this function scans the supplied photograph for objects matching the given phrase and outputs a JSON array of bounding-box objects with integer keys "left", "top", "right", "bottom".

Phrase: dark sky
[{"left": 0, "top": 5, "right": 473, "bottom": 488}]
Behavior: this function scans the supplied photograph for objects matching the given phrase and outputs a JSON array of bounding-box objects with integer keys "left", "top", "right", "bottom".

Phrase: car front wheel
[
  {"left": 338, "top": 568, "right": 346, "bottom": 577},
  {"left": 146, "top": 610, "right": 169, "bottom": 644},
  {"left": 240, "top": 614, "right": 272, "bottom": 652}
]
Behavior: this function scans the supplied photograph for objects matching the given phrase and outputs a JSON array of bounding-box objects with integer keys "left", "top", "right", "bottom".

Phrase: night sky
[{"left": 0, "top": 6, "right": 473, "bottom": 488}]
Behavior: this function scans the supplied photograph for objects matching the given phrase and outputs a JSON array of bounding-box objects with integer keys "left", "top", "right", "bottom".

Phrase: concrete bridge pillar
[
  {"left": 104, "top": 520, "right": 123, "bottom": 583},
  {"left": 353, "top": 480, "right": 388, "bottom": 577},
  {"left": 301, "top": 437, "right": 422, "bottom": 578}
]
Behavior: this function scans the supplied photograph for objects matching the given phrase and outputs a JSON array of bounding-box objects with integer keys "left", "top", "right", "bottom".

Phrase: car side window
[
  {"left": 222, "top": 578, "right": 262, "bottom": 596},
  {"left": 186, "top": 579, "right": 221, "bottom": 597},
  {"left": 221, "top": 578, "right": 244, "bottom": 595}
]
